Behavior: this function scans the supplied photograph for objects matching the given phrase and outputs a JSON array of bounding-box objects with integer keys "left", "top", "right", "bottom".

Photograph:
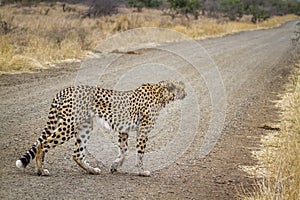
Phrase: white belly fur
[{"left": 96, "top": 118, "right": 112, "bottom": 131}]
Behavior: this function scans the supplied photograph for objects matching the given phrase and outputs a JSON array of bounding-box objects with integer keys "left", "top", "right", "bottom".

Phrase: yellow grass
[
  {"left": 243, "top": 61, "right": 300, "bottom": 200},
  {"left": 172, "top": 14, "right": 299, "bottom": 38},
  {"left": 0, "top": 2, "right": 299, "bottom": 73}
]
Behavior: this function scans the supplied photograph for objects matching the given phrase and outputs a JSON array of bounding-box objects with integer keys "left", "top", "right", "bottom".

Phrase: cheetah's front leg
[
  {"left": 135, "top": 133, "right": 151, "bottom": 177},
  {"left": 110, "top": 132, "right": 128, "bottom": 173}
]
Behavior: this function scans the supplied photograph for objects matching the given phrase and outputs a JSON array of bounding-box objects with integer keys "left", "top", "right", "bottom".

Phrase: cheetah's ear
[
  {"left": 179, "top": 81, "right": 185, "bottom": 88},
  {"left": 166, "top": 82, "right": 176, "bottom": 92}
]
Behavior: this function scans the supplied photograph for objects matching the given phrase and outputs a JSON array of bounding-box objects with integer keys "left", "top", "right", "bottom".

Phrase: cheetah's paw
[
  {"left": 38, "top": 169, "right": 50, "bottom": 176},
  {"left": 110, "top": 162, "right": 119, "bottom": 174},
  {"left": 89, "top": 167, "right": 101, "bottom": 175},
  {"left": 139, "top": 170, "right": 151, "bottom": 177}
]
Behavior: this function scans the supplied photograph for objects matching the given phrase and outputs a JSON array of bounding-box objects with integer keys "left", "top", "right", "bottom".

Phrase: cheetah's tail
[
  {"left": 16, "top": 139, "right": 41, "bottom": 169},
  {"left": 16, "top": 94, "right": 61, "bottom": 170}
]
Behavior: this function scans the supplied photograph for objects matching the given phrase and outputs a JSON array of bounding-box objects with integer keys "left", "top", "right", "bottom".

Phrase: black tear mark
[{"left": 258, "top": 125, "right": 281, "bottom": 131}]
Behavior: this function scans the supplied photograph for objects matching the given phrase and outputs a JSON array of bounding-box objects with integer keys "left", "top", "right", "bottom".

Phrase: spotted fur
[{"left": 16, "top": 80, "right": 186, "bottom": 176}]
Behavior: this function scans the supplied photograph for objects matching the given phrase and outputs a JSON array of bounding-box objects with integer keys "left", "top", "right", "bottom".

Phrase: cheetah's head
[{"left": 158, "top": 80, "right": 186, "bottom": 103}]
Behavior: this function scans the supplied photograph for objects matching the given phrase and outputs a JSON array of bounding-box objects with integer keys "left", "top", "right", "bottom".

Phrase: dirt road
[{"left": 0, "top": 21, "right": 299, "bottom": 199}]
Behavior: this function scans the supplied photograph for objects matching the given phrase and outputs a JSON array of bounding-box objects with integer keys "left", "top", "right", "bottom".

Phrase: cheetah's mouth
[{"left": 176, "top": 91, "right": 187, "bottom": 100}]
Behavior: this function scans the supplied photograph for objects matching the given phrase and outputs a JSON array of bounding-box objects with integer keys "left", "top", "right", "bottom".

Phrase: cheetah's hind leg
[
  {"left": 110, "top": 132, "right": 128, "bottom": 173},
  {"left": 72, "top": 120, "right": 101, "bottom": 175},
  {"left": 36, "top": 124, "right": 74, "bottom": 176},
  {"left": 36, "top": 142, "right": 50, "bottom": 176}
]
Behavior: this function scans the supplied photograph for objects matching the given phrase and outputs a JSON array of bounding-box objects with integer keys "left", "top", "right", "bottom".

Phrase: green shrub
[
  {"left": 247, "top": 5, "right": 270, "bottom": 24},
  {"left": 167, "top": 0, "right": 200, "bottom": 19},
  {"left": 218, "top": 0, "right": 244, "bottom": 21},
  {"left": 128, "top": 0, "right": 164, "bottom": 11}
]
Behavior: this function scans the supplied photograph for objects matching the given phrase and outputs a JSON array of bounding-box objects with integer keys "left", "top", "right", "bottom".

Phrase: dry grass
[
  {"left": 243, "top": 61, "right": 300, "bottom": 200},
  {"left": 172, "top": 14, "right": 299, "bottom": 39},
  {"left": 0, "top": 2, "right": 299, "bottom": 73},
  {"left": 0, "top": 3, "right": 99, "bottom": 73}
]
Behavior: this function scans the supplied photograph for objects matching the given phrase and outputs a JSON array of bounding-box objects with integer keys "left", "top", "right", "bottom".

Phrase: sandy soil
[{"left": 0, "top": 21, "right": 299, "bottom": 199}]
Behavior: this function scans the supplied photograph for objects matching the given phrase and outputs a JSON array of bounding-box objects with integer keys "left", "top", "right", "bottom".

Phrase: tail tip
[{"left": 16, "top": 159, "right": 25, "bottom": 169}]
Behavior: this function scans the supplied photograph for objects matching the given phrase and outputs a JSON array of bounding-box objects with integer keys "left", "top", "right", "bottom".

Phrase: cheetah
[{"left": 16, "top": 80, "right": 186, "bottom": 176}]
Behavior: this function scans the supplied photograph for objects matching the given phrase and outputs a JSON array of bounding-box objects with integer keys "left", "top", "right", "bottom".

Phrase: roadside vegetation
[
  {"left": 242, "top": 22, "right": 299, "bottom": 200},
  {"left": 0, "top": 0, "right": 299, "bottom": 73},
  {"left": 243, "top": 60, "right": 300, "bottom": 200}
]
